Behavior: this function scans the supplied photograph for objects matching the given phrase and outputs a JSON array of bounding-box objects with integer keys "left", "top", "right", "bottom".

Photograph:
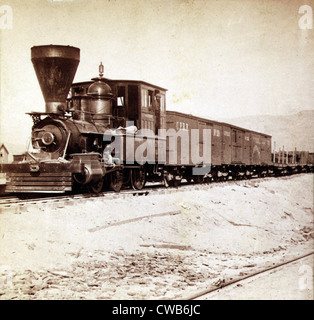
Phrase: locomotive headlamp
[{"left": 41, "top": 131, "right": 55, "bottom": 146}]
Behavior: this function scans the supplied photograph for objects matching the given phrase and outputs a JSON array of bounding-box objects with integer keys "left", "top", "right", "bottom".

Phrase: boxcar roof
[{"left": 166, "top": 110, "right": 272, "bottom": 138}]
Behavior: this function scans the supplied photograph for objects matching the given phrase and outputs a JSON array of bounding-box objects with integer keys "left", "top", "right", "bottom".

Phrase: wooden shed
[
  {"left": 0, "top": 144, "right": 9, "bottom": 164},
  {"left": 0, "top": 144, "right": 9, "bottom": 183}
]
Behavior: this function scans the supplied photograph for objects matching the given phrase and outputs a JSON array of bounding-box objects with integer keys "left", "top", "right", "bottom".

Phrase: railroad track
[
  {"left": 185, "top": 251, "right": 314, "bottom": 300},
  {"left": 0, "top": 193, "right": 62, "bottom": 205},
  {"left": 0, "top": 196, "right": 20, "bottom": 204},
  {"left": 0, "top": 173, "right": 310, "bottom": 211},
  {"left": 0, "top": 186, "right": 159, "bottom": 210}
]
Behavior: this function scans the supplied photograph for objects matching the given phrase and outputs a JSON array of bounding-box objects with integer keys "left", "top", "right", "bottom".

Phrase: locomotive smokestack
[{"left": 31, "top": 45, "right": 80, "bottom": 114}]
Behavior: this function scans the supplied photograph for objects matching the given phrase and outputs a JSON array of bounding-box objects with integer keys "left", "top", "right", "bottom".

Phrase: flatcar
[{"left": 0, "top": 45, "right": 312, "bottom": 193}]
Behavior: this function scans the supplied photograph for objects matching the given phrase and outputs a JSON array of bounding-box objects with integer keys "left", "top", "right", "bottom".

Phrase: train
[{"left": 0, "top": 45, "right": 313, "bottom": 193}]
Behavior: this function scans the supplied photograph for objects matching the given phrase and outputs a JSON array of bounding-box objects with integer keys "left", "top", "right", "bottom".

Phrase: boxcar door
[
  {"left": 251, "top": 133, "right": 261, "bottom": 165},
  {"left": 231, "top": 129, "right": 243, "bottom": 163},
  {"left": 242, "top": 131, "right": 251, "bottom": 165},
  {"left": 222, "top": 125, "right": 231, "bottom": 164},
  {"left": 197, "top": 121, "right": 212, "bottom": 166},
  {"left": 211, "top": 124, "right": 222, "bottom": 165},
  {"left": 260, "top": 135, "right": 272, "bottom": 165}
]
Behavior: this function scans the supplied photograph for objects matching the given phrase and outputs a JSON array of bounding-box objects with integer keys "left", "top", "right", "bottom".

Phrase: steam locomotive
[{"left": 0, "top": 45, "right": 312, "bottom": 193}]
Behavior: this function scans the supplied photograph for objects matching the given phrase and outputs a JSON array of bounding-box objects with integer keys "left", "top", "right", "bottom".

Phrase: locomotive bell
[{"left": 31, "top": 45, "right": 80, "bottom": 114}]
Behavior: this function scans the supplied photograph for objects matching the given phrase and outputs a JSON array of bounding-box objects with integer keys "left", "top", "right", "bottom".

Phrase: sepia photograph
[{"left": 0, "top": 0, "right": 313, "bottom": 305}]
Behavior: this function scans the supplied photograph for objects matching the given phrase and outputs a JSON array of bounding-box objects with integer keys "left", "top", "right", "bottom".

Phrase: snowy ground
[
  {"left": 197, "top": 255, "right": 313, "bottom": 300},
  {"left": 0, "top": 174, "right": 313, "bottom": 299}
]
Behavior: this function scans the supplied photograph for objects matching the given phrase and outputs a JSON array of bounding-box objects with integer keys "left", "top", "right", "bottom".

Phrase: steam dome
[{"left": 87, "top": 78, "right": 113, "bottom": 99}]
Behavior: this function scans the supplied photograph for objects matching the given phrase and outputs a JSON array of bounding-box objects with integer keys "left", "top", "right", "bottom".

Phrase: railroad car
[
  {"left": 165, "top": 111, "right": 272, "bottom": 183},
  {"left": 0, "top": 45, "right": 312, "bottom": 194}
]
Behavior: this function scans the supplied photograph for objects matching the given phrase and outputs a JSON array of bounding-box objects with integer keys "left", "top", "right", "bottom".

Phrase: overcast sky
[{"left": 0, "top": 0, "right": 313, "bottom": 153}]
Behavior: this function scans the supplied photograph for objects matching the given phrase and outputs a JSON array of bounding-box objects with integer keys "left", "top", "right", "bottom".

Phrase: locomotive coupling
[{"left": 29, "top": 164, "right": 40, "bottom": 173}]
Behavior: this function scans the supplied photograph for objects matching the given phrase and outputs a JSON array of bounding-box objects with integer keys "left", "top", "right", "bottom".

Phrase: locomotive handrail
[
  {"left": 26, "top": 151, "right": 39, "bottom": 162},
  {"left": 61, "top": 132, "right": 71, "bottom": 159}
]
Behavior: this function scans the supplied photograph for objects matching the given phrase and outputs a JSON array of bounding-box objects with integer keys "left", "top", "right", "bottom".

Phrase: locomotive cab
[{"left": 70, "top": 79, "right": 167, "bottom": 132}]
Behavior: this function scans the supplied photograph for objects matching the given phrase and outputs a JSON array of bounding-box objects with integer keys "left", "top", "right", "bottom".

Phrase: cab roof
[{"left": 72, "top": 78, "right": 167, "bottom": 92}]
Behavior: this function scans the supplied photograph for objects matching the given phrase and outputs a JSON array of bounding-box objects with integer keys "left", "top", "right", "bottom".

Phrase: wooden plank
[
  {"left": 7, "top": 181, "right": 72, "bottom": 186},
  {"left": 11, "top": 176, "right": 72, "bottom": 182},
  {"left": 5, "top": 186, "right": 71, "bottom": 192},
  {"left": 7, "top": 172, "right": 72, "bottom": 177}
]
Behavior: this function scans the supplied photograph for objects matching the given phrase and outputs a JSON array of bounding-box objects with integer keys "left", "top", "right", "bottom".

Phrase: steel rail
[{"left": 183, "top": 251, "right": 314, "bottom": 300}]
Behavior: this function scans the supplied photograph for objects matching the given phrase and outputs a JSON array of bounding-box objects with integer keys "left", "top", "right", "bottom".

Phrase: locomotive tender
[{"left": 0, "top": 45, "right": 312, "bottom": 193}]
